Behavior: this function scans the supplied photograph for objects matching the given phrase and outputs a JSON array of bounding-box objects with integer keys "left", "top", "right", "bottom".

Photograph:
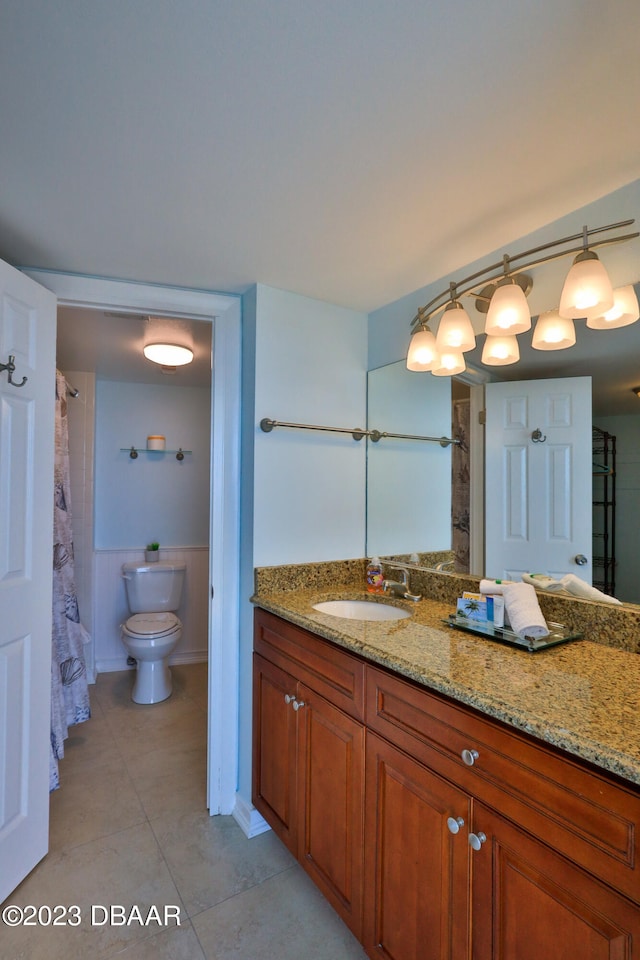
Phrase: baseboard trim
[{"left": 232, "top": 793, "right": 271, "bottom": 839}]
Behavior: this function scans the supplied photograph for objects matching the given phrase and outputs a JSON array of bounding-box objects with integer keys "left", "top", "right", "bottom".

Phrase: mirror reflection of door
[{"left": 484, "top": 377, "right": 592, "bottom": 582}]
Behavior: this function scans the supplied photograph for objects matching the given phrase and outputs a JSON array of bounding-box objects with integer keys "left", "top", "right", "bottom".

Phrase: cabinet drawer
[
  {"left": 254, "top": 609, "right": 365, "bottom": 720},
  {"left": 366, "top": 664, "right": 640, "bottom": 905}
]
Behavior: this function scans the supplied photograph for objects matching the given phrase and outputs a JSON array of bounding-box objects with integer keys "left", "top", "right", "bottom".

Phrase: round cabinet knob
[
  {"left": 574, "top": 554, "right": 588, "bottom": 566},
  {"left": 292, "top": 700, "right": 305, "bottom": 711},
  {"left": 284, "top": 694, "right": 295, "bottom": 704},
  {"left": 446, "top": 816, "right": 465, "bottom": 835},
  {"left": 461, "top": 748, "right": 479, "bottom": 767},
  {"left": 468, "top": 831, "right": 487, "bottom": 851}
]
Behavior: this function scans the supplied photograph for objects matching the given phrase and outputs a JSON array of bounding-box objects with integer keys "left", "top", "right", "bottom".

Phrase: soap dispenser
[{"left": 366, "top": 557, "right": 384, "bottom": 594}]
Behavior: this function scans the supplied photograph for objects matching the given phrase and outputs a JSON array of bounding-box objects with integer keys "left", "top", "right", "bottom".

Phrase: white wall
[
  {"left": 237, "top": 283, "right": 368, "bottom": 825},
  {"left": 95, "top": 381, "right": 211, "bottom": 548},
  {"left": 252, "top": 284, "right": 368, "bottom": 565},
  {"left": 594, "top": 413, "right": 640, "bottom": 603}
]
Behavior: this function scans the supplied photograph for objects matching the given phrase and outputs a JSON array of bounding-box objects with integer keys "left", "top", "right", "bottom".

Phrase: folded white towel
[
  {"left": 560, "top": 574, "right": 622, "bottom": 605},
  {"left": 501, "top": 582, "right": 550, "bottom": 638},
  {"left": 479, "top": 578, "right": 514, "bottom": 596}
]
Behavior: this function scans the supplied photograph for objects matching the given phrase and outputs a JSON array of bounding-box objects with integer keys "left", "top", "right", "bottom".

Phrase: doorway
[
  {"left": 56, "top": 306, "right": 213, "bottom": 680},
  {"left": 26, "top": 269, "right": 241, "bottom": 818}
]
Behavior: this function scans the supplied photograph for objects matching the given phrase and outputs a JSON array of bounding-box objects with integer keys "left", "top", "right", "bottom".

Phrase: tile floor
[{"left": 2, "top": 663, "right": 367, "bottom": 960}]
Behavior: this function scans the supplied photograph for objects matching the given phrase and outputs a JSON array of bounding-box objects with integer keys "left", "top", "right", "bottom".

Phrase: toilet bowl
[{"left": 121, "top": 562, "right": 186, "bottom": 704}]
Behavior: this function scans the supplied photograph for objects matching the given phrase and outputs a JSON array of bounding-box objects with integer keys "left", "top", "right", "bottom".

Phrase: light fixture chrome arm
[{"left": 410, "top": 219, "right": 638, "bottom": 331}]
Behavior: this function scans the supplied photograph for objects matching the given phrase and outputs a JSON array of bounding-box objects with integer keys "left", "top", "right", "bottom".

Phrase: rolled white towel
[
  {"left": 501, "top": 582, "right": 550, "bottom": 639},
  {"left": 560, "top": 574, "right": 622, "bottom": 605},
  {"left": 521, "top": 573, "right": 566, "bottom": 592},
  {"left": 479, "top": 578, "right": 514, "bottom": 596}
]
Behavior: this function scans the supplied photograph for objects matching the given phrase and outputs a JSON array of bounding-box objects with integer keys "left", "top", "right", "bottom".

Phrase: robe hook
[{"left": 0, "top": 354, "right": 27, "bottom": 388}]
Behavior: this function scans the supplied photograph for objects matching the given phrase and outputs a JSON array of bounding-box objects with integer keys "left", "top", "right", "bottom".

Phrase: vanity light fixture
[
  {"left": 434, "top": 286, "right": 476, "bottom": 352},
  {"left": 531, "top": 311, "right": 576, "bottom": 351},
  {"left": 559, "top": 227, "right": 614, "bottom": 320},
  {"left": 143, "top": 343, "right": 194, "bottom": 366},
  {"left": 407, "top": 219, "right": 639, "bottom": 376},
  {"left": 481, "top": 334, "right": 520, "bottom": 366},
  {"left": 431, "top": 350, "right": 466, "bottom": 376},
  {"left": 484, "top": 258, "right": 532, "bottom": 336},
  {"left": 406, "top": 326, "right": 439, "bottom": 371},
  {"left": 586, "top": 284, "right": 640, "bottom": 330}
]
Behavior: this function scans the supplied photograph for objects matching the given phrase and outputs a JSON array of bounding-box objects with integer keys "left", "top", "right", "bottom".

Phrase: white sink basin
[{"left": 312, "top": 599, "right": 411, "bottom": 621}]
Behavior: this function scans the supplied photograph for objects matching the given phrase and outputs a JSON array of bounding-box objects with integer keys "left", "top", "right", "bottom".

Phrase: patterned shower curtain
[{"left": 50, "top": 370, "right": 91, "bottom": 791}]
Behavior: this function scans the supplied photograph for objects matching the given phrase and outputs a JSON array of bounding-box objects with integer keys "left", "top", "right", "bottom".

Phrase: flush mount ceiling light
[
  {"left": 407, "top": 219, "right": 638, "bottom": 376},
  {"left": 143, "top": 343, "right": 194, "bottom": 366}
]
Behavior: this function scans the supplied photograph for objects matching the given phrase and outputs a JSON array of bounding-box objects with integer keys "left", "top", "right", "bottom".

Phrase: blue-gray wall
[{"left": 95, "top": 380, "right": 211, "bottom": 549}]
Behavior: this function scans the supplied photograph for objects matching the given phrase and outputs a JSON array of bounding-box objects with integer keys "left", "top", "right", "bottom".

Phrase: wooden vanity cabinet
[
  {"left": 365, "top": 664, "right": 640, "bottom": 959},
  {"left": 253, "top": 610, "right": 640, "bottom": 959},
  {"left": 252, "top": 609, "right": 365, "bottom": 938},
  {"left": 471, "top": 802, "right": 640, "bottom": 960},
  {"left": 364, "top": 731, "right": 471, "bottom": 960}
]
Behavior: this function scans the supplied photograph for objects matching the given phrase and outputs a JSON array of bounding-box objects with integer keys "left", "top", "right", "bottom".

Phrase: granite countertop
[{"left": 252, "top": 586, "right": 640, "bottom": 788}]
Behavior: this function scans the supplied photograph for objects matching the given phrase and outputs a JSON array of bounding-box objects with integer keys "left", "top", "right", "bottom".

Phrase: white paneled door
[
  {"left": 485, "top": 377, "right": 592, "bottom": 582},
  {"left": 0, "top": 262, "right": 56, "bottom": 902}
]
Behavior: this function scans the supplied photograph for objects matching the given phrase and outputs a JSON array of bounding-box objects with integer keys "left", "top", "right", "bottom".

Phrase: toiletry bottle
[{"left": 366, "top": 557, "right": 384, "bottom": 594}]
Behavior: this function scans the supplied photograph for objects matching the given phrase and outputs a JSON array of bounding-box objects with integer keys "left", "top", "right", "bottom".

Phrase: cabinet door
[
  {"left": 471, "top": 802, "right": 640, "bottom": 960},
  {"left": 252, "top": 653, "right": 298, "bottom": 852},
  {"left": 297, "top": 683, "right": 365, "bottom": 939},
  {"left": 364, "top": 732, "right": 471, "bottom": 960}
]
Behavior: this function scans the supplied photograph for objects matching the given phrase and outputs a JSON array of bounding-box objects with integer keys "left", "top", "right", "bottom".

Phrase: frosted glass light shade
[
  {"left": 435, "top": 304, "right": 476, "bottom": 352},
  {"left": 143, "top": 343, "right": 194, "bottom": 365},
  {"left": 407, "top": 328, "right": 439, "bottom": 371},
  {"left": 431, "top": 350, "right": 466, "bottom": 376},
  {"left": 586, "top": 285, "right": 640, "bottom": 329},
  {"left": 485, "top": 282, "right": 531, "bottom": 335},
  {"left": 481, "top": 334, "right": 520, "bottom": 366},
  {"left": 559, "top": 253, "right": 614, "bottom": 320},
  {"left": 532, "top": 311, "right": 576, "bottom": 350}
]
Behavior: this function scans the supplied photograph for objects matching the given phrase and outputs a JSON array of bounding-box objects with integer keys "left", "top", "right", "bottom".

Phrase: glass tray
[{"left": 442, "top": 614, "right": 583, "bottom": 653}]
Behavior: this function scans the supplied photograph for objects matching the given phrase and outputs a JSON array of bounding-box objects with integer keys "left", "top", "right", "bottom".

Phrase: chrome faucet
[{"left": 382, "top": 566, "right": 422, "bottom": 602}]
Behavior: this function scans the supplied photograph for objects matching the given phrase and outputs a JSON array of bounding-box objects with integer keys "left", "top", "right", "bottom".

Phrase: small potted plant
[{"left": 145, "top": 541, "right": 160, "bottom": 562}]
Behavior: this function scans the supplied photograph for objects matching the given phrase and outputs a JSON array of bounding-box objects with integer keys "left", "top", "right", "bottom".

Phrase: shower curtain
[{"left": 50, "top": 370, "right": 91, "bottom": 791}]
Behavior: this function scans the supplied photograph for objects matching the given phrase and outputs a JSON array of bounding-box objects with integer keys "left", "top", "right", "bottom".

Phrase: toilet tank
[{"left": 122, "top": 562, "right": 186, "bottom": 613}]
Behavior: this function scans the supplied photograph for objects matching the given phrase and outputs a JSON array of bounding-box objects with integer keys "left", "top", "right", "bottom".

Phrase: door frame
[{"left": 25, "top": 269, "right": 241, "bottom": 816}]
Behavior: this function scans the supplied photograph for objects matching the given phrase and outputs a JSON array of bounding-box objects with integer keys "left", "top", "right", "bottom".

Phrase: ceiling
[
  {"left": 56, "top": 307, "right": 213, "bottom": 387},
  {"left": 3, "top": 3, "right": 640, "bottom": 410},
  {"left": 1, "top": 0, "right": 639, "bottom": 317}
]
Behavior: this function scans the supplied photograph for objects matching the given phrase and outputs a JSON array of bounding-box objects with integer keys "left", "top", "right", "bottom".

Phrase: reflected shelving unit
[{"left": 592, "top": 426, "right": 616, "bottom": 596}]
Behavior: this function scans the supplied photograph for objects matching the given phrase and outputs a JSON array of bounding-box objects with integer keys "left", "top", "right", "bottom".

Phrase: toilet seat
[{"left": 123, "top": 612, "right": 181, "bottom": 638}]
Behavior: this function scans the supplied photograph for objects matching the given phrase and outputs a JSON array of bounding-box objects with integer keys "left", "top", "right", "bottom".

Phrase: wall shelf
[{"left": 121, "top": 447, "right": 192, "bottom": 461}]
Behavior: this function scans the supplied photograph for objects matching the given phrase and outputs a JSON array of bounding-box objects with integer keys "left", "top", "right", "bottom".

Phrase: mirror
[{"left": 366, "top": 311, "right": 640, "bottom": 604}]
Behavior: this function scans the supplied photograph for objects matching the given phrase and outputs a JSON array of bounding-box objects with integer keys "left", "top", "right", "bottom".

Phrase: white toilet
[{"left": 121, "top": 561, "right": 186, "bottom": 704}]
